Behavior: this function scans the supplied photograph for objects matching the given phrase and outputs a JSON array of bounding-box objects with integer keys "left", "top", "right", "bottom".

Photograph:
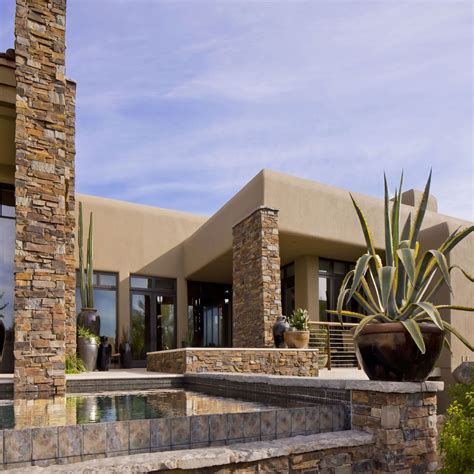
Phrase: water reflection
[{"left": 0, "top": 389, "right": 279, "bottom": 429}]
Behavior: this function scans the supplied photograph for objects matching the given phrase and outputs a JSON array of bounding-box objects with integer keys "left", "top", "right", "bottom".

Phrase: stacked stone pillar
[
  {"left": 14, "top": 0, "right": 73, "bottom": 394},
  {"left": 352, "top": 386, "right": 440, "bottom": 472},
  {"left": 232, "top": 207, "right": 282, "bottom": 347}
]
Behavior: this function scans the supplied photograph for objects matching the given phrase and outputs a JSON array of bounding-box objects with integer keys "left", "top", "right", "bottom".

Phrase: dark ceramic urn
[
  {"left": 120, "top": 341, "right": 133, "bottom": 369},
  {"left": 97, "top": 336, "right": 112, "bottom": 371},
  {"left": 273, "top": 315, "right": 290, "bottom": 348},
  {"left": 355, "top": 322, "right": 444, "bottom": 382}
]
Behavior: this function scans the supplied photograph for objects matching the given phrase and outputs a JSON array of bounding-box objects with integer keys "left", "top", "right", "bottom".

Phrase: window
[
  {"left": 281, "top": 263, "right": 295, "bottom": 316},
  {"left": 76, "top": 271, "right": 118, "bottom": 343}
]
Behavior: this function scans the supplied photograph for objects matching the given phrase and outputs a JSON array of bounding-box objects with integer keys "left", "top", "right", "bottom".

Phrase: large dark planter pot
[
  {"left": 119, "top": 342, "right": 133, "bottom": 369},
  {"left": 97, "top": 337, "right": 112, "bottom": 371},
  {"left": 77, "top": 337, "right": 99, "bottom": 372},
  {"left": 77, "top": 308, "right": 101, "bottom": 337},
  {"left": 273, "top": 316, "right": 290, "bottom": 348},
  {"left": 355, "top": 323, "right": 444, "bottom": 382},
  {"left": 0, "top": 319, "right": 4, "bottom": 362}
]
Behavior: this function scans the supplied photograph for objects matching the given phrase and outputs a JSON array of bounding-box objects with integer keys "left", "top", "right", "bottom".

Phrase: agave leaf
[
  {"left": 409, "top": 170, "right": 432, "bottom": 249},
  {"left": 378, "top": 266, "right": 396, "bottom": 311},
  {"left": 450, "top": 265, "right": 474, "bottom": 282},
  {"left": 353, "top": 290, "right": 380, "bottom": 315},
  {"left": 428, "top": 250, "right": 452, "bottom": 293},
  {"left": 326, "top": 310, "right": 367, "bottom": 319},
  {"left": 360, "top": 276, "right": 382, "bottom": 313},
  {"left": 349, "top": 194, "right": 380, "bottom": 269},
  {"left": 443, "top": 336, "right": 451, "bottom": 352},
  {"left": 78, "top": 202, "right": 86, "bottom": 309},
  {"left": 384, "top": 174, "right": 394, "bottom": 266},
  {"left": 354, "top": 314, "right": 381, "bottom": 338},
  {"left": 391, "top": 172, "right": 403, "bottom": 255},
  {"left": 442, "top": 320, "right": 474, "bottom": 351},
  {"left": 397, "top": 248, "right": 416, "bottom": 285},
  {"left": 335, "top": 270, "right": 354, "bottom": 324},
  {"left": 398, "top": 239, "right": 410, "bottom": 249},
  {"left": 439, "top": 226, "right": 474, "bottom": 256},
  {"left": 413, "top": 302, "right": 443, "bottom": 330},
  {"left": 349, "top": 254, "right": 372, "bottom": 300},
  {"left": 401, "top": 319, "right": 426, "bottom": 354},
  {"left": 435, "top": 305, "right": 474, "bottom": 312},
  {"left": 401, "top": 213, "right": 411, "bottom": 241},
  {"left": 86, "top": 212, "right": 94, "bottom": 308}
]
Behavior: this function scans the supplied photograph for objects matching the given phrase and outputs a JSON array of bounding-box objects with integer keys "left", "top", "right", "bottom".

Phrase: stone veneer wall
[
  {"left": 352, "top": 388, "right": 439, "bottom": 473},
  {"left": 232, "top": 207, "right": 281, "bottom": 347},
  {"left": 64, "top": 79, "right": 76, "bottom": 355},
  {"left": 14, "top": 0, "right": 70, "bottom": 394},
  {"left": 147, "top": 348, "right": 319, "bottom": 376}
]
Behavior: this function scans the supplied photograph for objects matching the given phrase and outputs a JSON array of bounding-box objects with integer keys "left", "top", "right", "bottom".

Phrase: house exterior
[{"left": 0, "top": 1, "right": 472, "bottom": 397}]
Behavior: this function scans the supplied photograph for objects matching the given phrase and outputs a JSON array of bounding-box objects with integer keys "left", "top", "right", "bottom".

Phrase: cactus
[{"left": 78, "top": 202, "right": 94, "bottom": 309}]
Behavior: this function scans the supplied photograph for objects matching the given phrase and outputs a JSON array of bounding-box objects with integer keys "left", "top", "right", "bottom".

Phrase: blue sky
[{"left": 1, "top": 1, "right": 472, "bottom": 220}]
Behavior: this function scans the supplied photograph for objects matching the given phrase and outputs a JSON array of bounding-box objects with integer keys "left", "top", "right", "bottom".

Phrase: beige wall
[
  {"left": 76, "top": 194, "right": 207, "bottom": 347},
  {"left": 294, "top": 256, "right": 319, "bottom": 321}
]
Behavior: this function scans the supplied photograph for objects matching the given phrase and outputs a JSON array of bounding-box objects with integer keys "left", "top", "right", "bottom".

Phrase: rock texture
[
  {"left": 14, "top": 0, "right": 74, "bottom": 394},
  {"left": 147, "top": 348, "right": 319, "bottom": 376},
  {"left": 232, "top": 207, "right": 282, "bottom": 347},
  {"left": 352, "top": 389, "right": 440, "bottom": 473}
]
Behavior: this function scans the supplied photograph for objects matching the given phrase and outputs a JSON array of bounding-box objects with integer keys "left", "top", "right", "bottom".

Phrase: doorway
[{"left": 130, "top": 276, "right": 177, "bottom": 365}]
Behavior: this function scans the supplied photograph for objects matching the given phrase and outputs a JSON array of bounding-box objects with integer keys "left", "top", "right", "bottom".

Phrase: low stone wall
[{"left": 147, "top": 348, "right": 319, "bottom": 376}]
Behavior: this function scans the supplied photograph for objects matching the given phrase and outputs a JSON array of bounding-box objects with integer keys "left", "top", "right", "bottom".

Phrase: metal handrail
[{"left": 308, "top": 321, "right": 359, "bottom": 370}]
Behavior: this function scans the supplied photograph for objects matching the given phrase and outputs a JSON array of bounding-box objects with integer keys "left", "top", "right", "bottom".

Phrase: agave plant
[
  {"left": 78, "top": 202, "right": 94, "bottom": 309},
  {"left": 330, "top": 172, "right": 474, "bottom": 354}
]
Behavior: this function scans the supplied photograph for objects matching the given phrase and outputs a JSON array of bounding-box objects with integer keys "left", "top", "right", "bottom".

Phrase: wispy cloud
[{"left": 1, "top": 0, "right": 472, "bottom": 220}]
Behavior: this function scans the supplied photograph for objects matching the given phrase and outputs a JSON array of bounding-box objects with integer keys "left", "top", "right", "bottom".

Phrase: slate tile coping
[{"left": 9, "top": 431, "right": 374, "bottom": 472}]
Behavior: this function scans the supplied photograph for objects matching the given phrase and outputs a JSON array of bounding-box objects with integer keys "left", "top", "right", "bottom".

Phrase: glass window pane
[
  {"left": 1, "top": 189, "right": 15, "bottom": 218},
  {"left": 318, "top": 277, "right": 328, "bottom": 322},
  {"left": 131, "top": 276, "right": 151, "bottom": 289},
  {"left": 156, "top": 278, "right": 175, "bottom": 291},
  {"left": 94, "top": 289, "right": 116, "bottom": 341},
  {"left": 158, "top": 297, "right": 175, "bottom": 350},
  {"left": 99, "top": 273, "right": 117, "bottom": 287},
  {"left": 131, "top": 294, "right": 148, "bottom": 359},
  {"left": 334, "top": 262, "right": 347, "bottom": 274},
  {"left": 319, "top": 259, "right": 330, "bottom": 273}
]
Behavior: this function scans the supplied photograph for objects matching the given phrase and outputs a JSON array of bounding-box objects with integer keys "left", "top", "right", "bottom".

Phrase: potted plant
[
  {"left": 77, "top": 326, "right": 100, "bottom": 371},
  {"left": 77, "top": 202, "right": 100, "bottom": 336},
  {"left": 284, "top": 308, "right": 310, "bottom": 348},
  {"left": 119, "top": 327, "right": 133, "bottom": 369},
  {"left": 331, "top": 172, "right": 473, "bottom": 381},
  {"left": 181, "top": 329, "right": 194, "bottom": 348}
]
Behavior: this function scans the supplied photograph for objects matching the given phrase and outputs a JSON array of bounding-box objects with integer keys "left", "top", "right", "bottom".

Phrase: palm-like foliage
[
  {"left": 78, "top": 202, "right": 94, "bottom": 309},
  {"left": 330, "top": 172, "right": 474, "bottom": 354}
]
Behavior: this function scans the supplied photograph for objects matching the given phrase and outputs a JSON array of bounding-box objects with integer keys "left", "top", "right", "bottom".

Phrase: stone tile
[
  {"left": 82, "top": 424, "right": 106, "bottom": 455},
  {"left": 320, "top": 405, "right": 333, "bottom": 432},
  {"left": 58, "top": 425, "right": 82, "bottom": 458},
  {"left": 5, "top": 461, "right": 32, "bottom": 470},
  {"left": 227, "top": 413, "right": 244, "bottom": 440},
  {"left": 130, "top": 448, "right": 150, "bottom": 455},
  {"left": 129, "top": 419, "right": 150, "bottom": 450},
  {"left": 191, "top": 415, "right": 209, "bottom": 444},
  {"left": 32, "top": 427, "right": 58, "bottom": 461},
  {"left": 151, "top": 418, "right": 171, "bottom": 450},
  {"left": 260, "top": 411, "right": 276, "bottom": 438},
  {"left": 276, "top": 410, "right": 291, "bottom": 438},
  {"left": 333, "top": 405, "right": 346, "bottom": 431},
  {"left": 305, "top": 406, "right": 320, "bottom": 434},
  {"left": 83, "top": 453, "right": 105, "bottom": 461},
  {"left": 33, "top": 459, "right": 56, "bottom": 467},
  {"left": 0, "top": 431, "right": 3, "bottom": 466},
  {"left": 4, "top": 428, "right": 32, "bottom": 463},
  {"left": 57, "top": 455, "right": 82, "bottom": 465},
  {"left": 106, "top": 422, "right": 129, "bottom": 453},
  {"left": 290, "top": 408, "right": 306, "bottom": 435},
  {"left": 243, "top": 412, "right": 260, "bottom": 439},
  {"left": 171, "top": 417, "right": 191, "bottom": 447},
  {"left": 381, "top": 406, "right": 401, "bottom": 429},
  {"left": 106, "top": 450, "right": 129, "bottom": 458},
  {"left": 209, "top": 414, "right": 227, "bottom": 442}
]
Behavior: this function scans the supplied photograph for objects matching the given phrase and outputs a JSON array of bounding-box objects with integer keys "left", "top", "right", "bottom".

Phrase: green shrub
[
  {"left": 439, "top": 374, "right": 474, "bottom": 473},
  {"left": 65, "top": 353, "right": 86, "bottom": 374},
  {"left": 77, "top": 325, "right": 100, "bottom": 345},
  {"left": 288, "top": 308, "right": 310, "bottom": 331}
]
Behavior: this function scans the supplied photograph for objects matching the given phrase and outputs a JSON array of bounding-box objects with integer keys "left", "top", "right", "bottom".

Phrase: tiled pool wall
[{"left": 0, "top": 403, "right": 346, "bottom": 469}]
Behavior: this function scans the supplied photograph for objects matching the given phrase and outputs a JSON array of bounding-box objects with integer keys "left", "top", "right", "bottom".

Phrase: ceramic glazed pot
[
  {"left": 355, "top": 322, "right": 444, "bottom": 381},
  {"left": 77, "top": 337, "right": 99, "bottom": 372},
  {"left": 97, "top": 336, "right": 112, "bottom": 371},
  {"left": 120, "top": 341, "right": 133, "bottom": 369},
  {"left": 284, "top": 330, "right": 310, "bottom": 349},
  {"left": 77, "top": 308, "right": 101, "bottom": 337},
  {"left": 273, "top": 316, "right": 290, "bottom": 348}
]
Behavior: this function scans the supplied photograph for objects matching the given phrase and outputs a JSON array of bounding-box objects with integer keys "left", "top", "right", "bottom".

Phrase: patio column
[
  {"left": 14, "top": 0, "right": 73, "bottom": 394},
  {"left": 294, "top": 256, "right": 319, "bottom": 321},
  {"left": 232, "top": 207, "right": 282, "bottom": 348}
]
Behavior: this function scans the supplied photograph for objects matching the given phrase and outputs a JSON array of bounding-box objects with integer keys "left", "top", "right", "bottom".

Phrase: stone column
[
  {"left": 232, "top": 207, "right": 281, "bottom": 347},
  {"left": 352, "top": 383, "right": 441, "bottom": 473},
  {"left": 64, "top": 79, "right": 76, "bottom": 355},
  {"left": 14, "top": 0, "right": 69, "bottom": 394}
]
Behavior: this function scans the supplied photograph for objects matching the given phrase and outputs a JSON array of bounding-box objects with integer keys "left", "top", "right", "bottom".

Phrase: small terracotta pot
[
  {"left": 355, "top": 322, "right": 444, "bottom": 382},
  {"left": 284, "top": 330, "right": 310, "bottom": 349}
]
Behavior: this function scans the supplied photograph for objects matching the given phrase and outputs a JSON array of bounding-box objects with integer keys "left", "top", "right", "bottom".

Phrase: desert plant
[
  {"left": 330, "top": 172, "right": 473, "bottom": 353},
  {"left": 65, "top": 353, "right": 87, "bottom": 374},
  {"left": 77, "top": 325, "right": 100, "bottom": 345},
  {"left": 439, "top": 371, "right": 474, "bottom": 473},
  {"left": 78, "top": 202, "right": 94, "bottom": 309},
  {"left": 288, "top": 308, "right": 310, "bottom": 331}
]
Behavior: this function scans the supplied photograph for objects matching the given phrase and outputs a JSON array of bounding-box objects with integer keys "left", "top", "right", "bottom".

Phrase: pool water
[{"left": 0, "top": 389, "right": 283, "bottom": 430}]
